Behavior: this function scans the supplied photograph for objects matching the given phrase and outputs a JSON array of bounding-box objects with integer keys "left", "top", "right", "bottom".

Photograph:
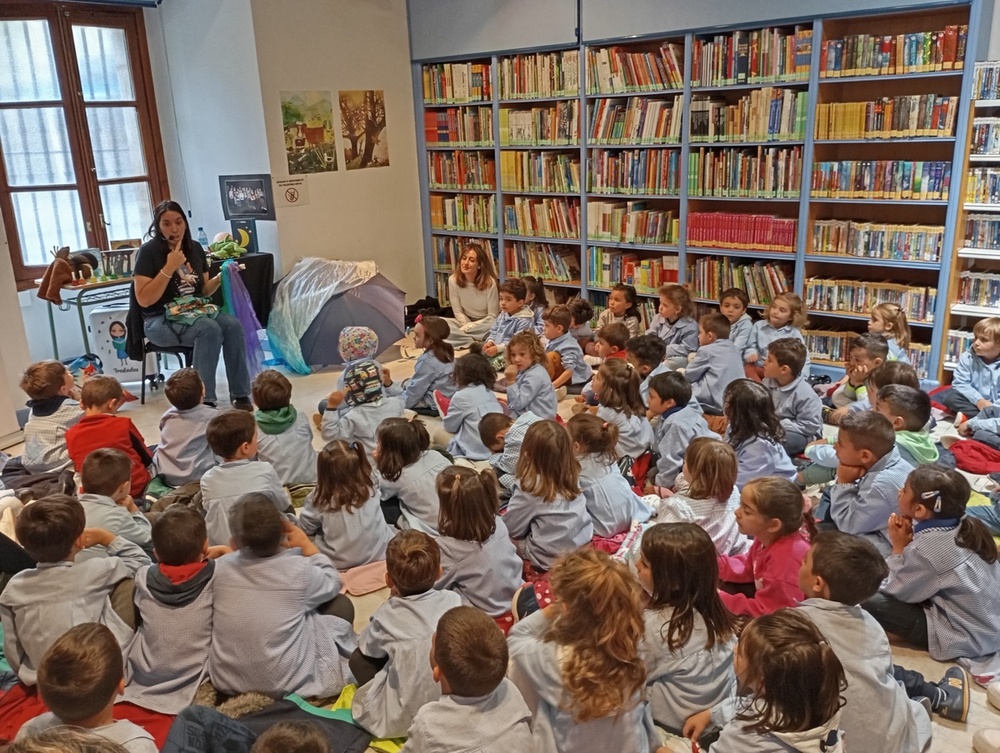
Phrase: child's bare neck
[
  {"left": 71, "top": 702, "right": 116, "bottom": 729},
  {"left": 83, "top": 406, "right": 115, "bottom": 417},
  {"left": 775, "top": 372, "right": 796, "bottom": 387}
]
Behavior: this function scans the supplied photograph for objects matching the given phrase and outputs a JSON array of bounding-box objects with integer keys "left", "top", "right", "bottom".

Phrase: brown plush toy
[{"left": 36, "top": 247, "right": 97, "bottom": 304}]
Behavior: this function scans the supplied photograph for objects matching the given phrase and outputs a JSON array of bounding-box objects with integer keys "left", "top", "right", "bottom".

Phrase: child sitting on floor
[
  {"left": 402, "top": 315, "right": 455, "bottom": 415},
  {"left": 66, "top": 375, "right": 152, "bottom": 499},
  {"left": 77, "top": 448, "right": 152, "bottom": 561},
  {"left": 252, "top": 369, "right": 317, "bottom": 486},
  {"left": 152, "top": 368, "right": 216, "bottom": 486},
  {"left": 869, "top": 302, "right": 912, "bottom": 364},
  {"left": 684, "top": 312, "right": 744, "bottom": 417},
  {"left": 352, "top": 530, "right": 463, "bottom": 739},
  {"left": 592, "top": 360, "right": 654, "bottom": 463},
  {"left": 522, "top": 275, "right": 548, "bottom": 335},
  {"left": 479, "top": 411, "right": 542, "bottom": 497},
  {"left": 440, "top": 353, "right": 504, "bottom": 462},
  {"left": 503, "top": 330, "right": 558, "bottom": 420},
  {"left": 648, "top": 284, "right": 699, "bottom": 369},
  {"left": 723, "top": 380, "right": 797, "bottom": 487},
  {"left": 625, "top": 334, "right": 668, "bottom": 407},
  {"left": 719, "top": 287, "right": 753, "bottom": 356},
  {"left": 875, "top": 384, "right": 938, "bottom": 467},
  {"left": 827, "top": 333, "right": 888, "bottom": 425},
  {"left": 586, "top": 285, "right": 642, "bottom": 358},
  {"left": 18, "top": 360, "right": 81, "bottom": 473},
  {"left": 762, "top": 337, "right": 822, "bottom": 457},
  {"left": 543, "top": 304, "right": 592, "bottom": 392},
  {"left": 743, "top": 291, "right": 809, "bottom": 381},
  {"left": 646, "top": 371, "right": 716, "bottom": 493},
  {"left": 481, "top": 278, "right": 535, "bottom": 361},
  {"left": 937, "top": 316, "right": 1000, "bottom": 419},
  {"left": 321, "top": 361, "right": 405, "bottom": 464},
  {"left": 402, "top": 606, "right": 532, "bottom": 751},
  {"left": 17, "top": 624, "right": 157, "bottom": 752},
  {"left": 567, "top": 296, "right": 595, "bottom": 351},
  {"left": 376, "top": 417, "right": 450, "bottom": 533}
]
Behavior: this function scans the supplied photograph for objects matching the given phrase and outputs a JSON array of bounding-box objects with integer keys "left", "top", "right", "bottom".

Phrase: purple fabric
[{"left": 221, "top": 260, "right": 265, "bottom": 378}]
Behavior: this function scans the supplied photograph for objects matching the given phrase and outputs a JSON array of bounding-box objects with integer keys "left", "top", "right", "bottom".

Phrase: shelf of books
[{"left": 414, "top": 3, "right": 981, "bottom": 378}]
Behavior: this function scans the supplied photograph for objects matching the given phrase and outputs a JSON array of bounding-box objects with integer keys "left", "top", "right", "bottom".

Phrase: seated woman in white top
[{"left": 446, "top": 242, "right": 500, "bottom": 347}]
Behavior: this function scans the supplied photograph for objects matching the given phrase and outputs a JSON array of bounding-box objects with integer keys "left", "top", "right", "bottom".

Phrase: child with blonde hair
[
  {"left": 869, "top": 302, "right": 912, "bottom": 363},
  {"left": 938, "top": 316, "right": 1000, "bottom": 419},
  {"left": 507, "top": 549, "right": 657, "bottom": 752},
  {"left": 743, "top": 291, "right": 809, "bottom": 380},
  {"left": 504, "top": 330, "right": 558, "bottom": 420},
  {"left": 648, "top": 284, "right": 699, "bottom": 369},
  {"left": 18, "top": 360, "right": 81, "bottom": 473}
]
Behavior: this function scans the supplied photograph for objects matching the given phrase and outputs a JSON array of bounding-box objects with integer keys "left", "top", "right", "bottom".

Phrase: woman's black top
[{"left": 133, "top": 236, "right": 208, "bottom": 315}]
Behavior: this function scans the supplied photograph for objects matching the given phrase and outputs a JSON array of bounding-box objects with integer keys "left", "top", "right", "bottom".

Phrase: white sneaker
[
  {"left": 974, "top": 729, "right": 1000, "bottom": 753},
  {"left": 988, "top": 681, "right": 1000, "bottom": 710},
  {"left": 555, "top": 386, "right": 568, "bottom": 401}
]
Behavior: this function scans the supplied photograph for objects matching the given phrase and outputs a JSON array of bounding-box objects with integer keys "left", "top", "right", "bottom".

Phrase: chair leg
[{"left": 140, "top": 350, "right": 147, "bottom": 404}]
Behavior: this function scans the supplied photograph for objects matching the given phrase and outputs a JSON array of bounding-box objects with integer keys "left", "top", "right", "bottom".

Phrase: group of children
[{"left": 5, "top": 266, "right": 1000, "bottom": 752}]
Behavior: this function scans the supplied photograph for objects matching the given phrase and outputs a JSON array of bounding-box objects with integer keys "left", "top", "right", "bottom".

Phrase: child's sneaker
[
  {"left": 432, "top": 390, "right": 451, "bottom": 417},
  {"left": 974, "top": 729, "right": 1000, "bottom": 753},
  {"left": 554, "top": 386, "right": 568, "bottom": 401},
  {"left": 934, "top": 666, "right": 970, "bottom": 722}
]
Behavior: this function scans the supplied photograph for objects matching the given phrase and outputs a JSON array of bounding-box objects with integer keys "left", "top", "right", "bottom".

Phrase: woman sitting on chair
[{"left": 133, "top": 200, "right": 251, "bottom": 409}]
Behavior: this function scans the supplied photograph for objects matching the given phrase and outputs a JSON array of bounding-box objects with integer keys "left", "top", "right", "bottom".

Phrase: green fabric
[
  {"left": 895, "top": 430, "right": 938, "bottom": 464},
  {"left": 255, "top": 405, "right": 297, "bottom": 435},
  {"left": 283, "top": 693, "right": 356, "bottom": 725},
  {"left": 144, "top": 475, "right": 174, "bottom": 500}
]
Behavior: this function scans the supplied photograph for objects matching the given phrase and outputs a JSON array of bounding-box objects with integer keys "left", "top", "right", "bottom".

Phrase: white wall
[
  {"left": 250, "top": 0, "right": 425, "bottom": 299},
  {"left": 0, "top": 212, "right": 30, "bottom": 437}
]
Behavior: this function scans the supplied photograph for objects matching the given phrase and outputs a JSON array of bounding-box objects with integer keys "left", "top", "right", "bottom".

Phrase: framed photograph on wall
[{"left": 219, "top": 174, "right": 276, "bottom": 221}]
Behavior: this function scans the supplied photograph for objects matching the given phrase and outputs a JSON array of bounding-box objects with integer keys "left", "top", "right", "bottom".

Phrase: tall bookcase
[{"left": 413, "top": 3, "right": 983, "bottom": 381}]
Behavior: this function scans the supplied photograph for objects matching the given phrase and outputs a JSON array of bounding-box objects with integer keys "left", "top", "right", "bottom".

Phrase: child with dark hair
[
  {"left": 521, "top": 275, "right": 548, "bottom": 335},
  {"left": 591, "top": 359, "right": 653, "bottom": 461},
  {"left": 684, "top": 312, "right": 744, "bottom": 416},
  {"left": 403, "top": 315, "right": 455, "bottom": 414},
  {"left": 251, "top": 723, "right": 330, "bottom": 753},
  {"left": 78, "top": 449, "right": 152, "bottom": 561},
  {"left": 123, "top": 505, "right": 224, "bottom": 715},
  {"left": 648, "top": 284, "right": 698, "bottom": 369},
  {"left": 299, "top": 440, "right": 393, "bottom": 569},
  {"left": 566, "top": 296, "right": 595, "bottom": 350},
  {"left": 543, "top": 304, "right": 592, "bottom": 391},
  {"left": 797, "top": 531, "right": 938, "bottom": 748},
  {"left": 18, "top": 360, "right": 82, "bottom": 473},
  {"left": 16, "top": 624, "right": 156, "bottom": 752},
  {"left": 352, "top": 530, "right": 463, "bottom": 739},
  {"left": 625, "top": 334, "right": 668, "bottom": 406},
  {"left": 827, "top": 333, "right": 889, "bottom": 425},
  {"left": 0, "top": 495, "right": 147, "bottom": 686},
  {"left": 482, "top": 278, "right": 535, "bottom": 357},
  {"left": 589, "top": 284, "right": 642, "bottom": 352},
  {"left": 152, "top": 368, "right": 217, "bottom": 486},
  {"left": 646, "top": 371, "right": 716, "bottom": 492},
  {"left": 252, "top": 369, "right": 317, "bottom": 486},
  {"left": 376, "top": 417, "right": 451, "bottom": 533},
  {"left": 402, "top": 606, "right": 533, "bottom": 751},
  {"left": 479, "top": 411, "right": 542, "bottom": 496},
  {"left": 719, "top": 287, "right": 753, "bottom": 355},
  {"left": 723, "top": 380, "right": 796, "bottom": 487},
  {"left": 441, "top": 353, "right": 504, "bottom": 461},
  {"left": 762, "top": 337, "right": 822, "bottom": 457},
  {"left": 321, "top": 360, "right": 405, "bottom": 464},
  {"left": 828, "top": 411, "right": 914, "bottom": 555},
  {"left": 210, "top": 494, "right": 356, "bottom": 698},
  {"left": 66, "top": 375, "right": 152, "bottom": 498},
  {"left": 874, "top": 384, "right": 937, "bottom": 467},
  {"left": 200, "top": 410, "right": 289, "bottom": 546}
]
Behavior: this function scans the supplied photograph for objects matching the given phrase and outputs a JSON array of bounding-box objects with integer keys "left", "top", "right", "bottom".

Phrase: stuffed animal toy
[{"left": 36, "top": 247, "right": 100, "bottom": 304}]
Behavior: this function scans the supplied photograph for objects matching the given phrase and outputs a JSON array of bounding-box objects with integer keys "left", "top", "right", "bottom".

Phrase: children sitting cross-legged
[
  {"left": 653, "top": 437, "right": 748, "bottom": 555},
  {"left": 827, "top": 333, "right": 889, "bottom": 425},
  {"left": 625, "top": 334, "right": 668, "bottom": 407},
  {"left": 480, "top": 278, "right": 535, "bottom": 360},
  {"left": 440, "top": 353, "right": 504, "bottom": 462},
  {"left": 874, "top": 384, "right": 938, "bottom": 467},
  {"left": 637, "top": 523, "right": 737, "bottom": 744},
  {"left": 503, "top": 330, "right": 558, "bottom": 420},
  {"left": 828, "top": 411, "right": 914, "bottom": 555},
  {"left": 586, "top": 285, "right": 643, "bottom": 359},
  {"left": 717, "top": 476, "right": 813, "bottom": 616},
  {"left": 252, "top": 369, "right": 317, "bottom": 486},
  {"left": 723, "top": 379, "right": 797, "bottom": 487},
  {"left": 936, "top": 315, "right": 1000, "bottom": 419},
  {"left": 18, "top": 359, "right": 82, "bottom": 473},
  {"left": 152, "top": 368, "right": 216, "bottom": 486},
  {"left": 683, "top": 312, "right": 744, "bottom": 418},
  {"left": 507, "top": 549, "right": 658, "bottom": 752},
  {"left": 592, "top": 359, "right": 654, "bottom": 463},
  {"left": 16, "top": 624, "right": 157, "bottom": 753},
  {"left": 797, "top": 531, "right": 934, "bottom": 751},
  {"left": 543, "top": 304, "right": 592, "bottom": 393},
  {"left": 210, "top": 494, "right": 356, "bottom": 698},
  {"left": 402, "top": 315, "right": 455, "bottom": 415},
  {"left": 0, "top": 495, "right": 148, "bottom": 686},
  {"left": 122, "top": 505, "right": 225, "bottom": 715},
  {"left": 743, "top": 291, "right": 809, "bottom": 381},
  {"left": 580, "top": 320, "right": 630, "bottom": 374},
  {"left": 567, "top": 414, "right": 653, "bottom": 541},
  {"left": 502, "top": 420, "right": 592, "bottom": 574},
  {"left": 401, "top": 606, "right": 533, "bottom": 752},
  {"left": 762, "top": 337, "right": 823, "bottom": 457},
  {"left": 479, "top": 411, "right": 542, "bottom": 497},
  {"left": 376, "top": 417, "right": 450, "bottom": 533},
  {"left": 523, "top": 275, "right": 548, "bottom": 334},
  {"left": 863, "top": 467, "right": 1000, "bottom": 690},
  {"left": 685, "top": 609, "right": 847, "bottom": 753},
  {"left": 869, "top": 302, "right": 913, "bottom": 364},
  {"left": 298, "top": 440, "right": 394, "bottom": 570},
  {"left": 66, "top": 375, "right": 152, "bottom": 499},
  {"left": 646, "top": 372, "right": 716, "bottom": 494},
  {"left": 719, "top": 287, "right": 753, "bottom": 355},
  {"left": 77, "top": 449, "right": 152, "bottom": 561},
  {"left": 648, "top": 284, "right": 699, "bottom": 369},
  {"left": 321, "top": 361, "right": 405, "bottom": 464},
  {"left": 431, "top": 468, "right": 521, "bottom": 625},
  {"left": 200, "top": 410, "right": 289, "bottom": 546},
  {"left": 351, "top": 530, "right": 463, "bottom": 739}
]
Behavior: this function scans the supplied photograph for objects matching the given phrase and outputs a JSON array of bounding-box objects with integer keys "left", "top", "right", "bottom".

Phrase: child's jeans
[
  {"left": 965, "top": 405, "right": 1000, "bottom": 450},
  {"left": 936, "top": 386, "right": 983, "bottom": 419},
  {"left": 862, "top": 592, "right": 929, "bottom": 649}
]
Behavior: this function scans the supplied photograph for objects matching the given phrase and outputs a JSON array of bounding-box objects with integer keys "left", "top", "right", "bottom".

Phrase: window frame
[{"left": 0, "top": 1, "right": 170, "bottom": 290}]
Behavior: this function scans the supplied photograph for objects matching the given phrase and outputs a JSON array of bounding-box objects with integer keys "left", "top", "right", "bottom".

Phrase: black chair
[{"left": 127, "top": 284, "right": 194, "bottom": 404}]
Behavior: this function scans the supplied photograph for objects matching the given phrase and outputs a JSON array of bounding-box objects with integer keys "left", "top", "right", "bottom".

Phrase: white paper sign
[{"left": 274, "top": 177, "right": 310, "bottom": 208}]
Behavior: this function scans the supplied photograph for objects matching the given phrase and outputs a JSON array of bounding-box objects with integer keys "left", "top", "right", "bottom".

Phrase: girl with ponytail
[
  {"left": 299, "top": 439, "right": 394, "bottom": 569},
  {"left": 375, "top": 417, "right": 450, "bottom": 534}
]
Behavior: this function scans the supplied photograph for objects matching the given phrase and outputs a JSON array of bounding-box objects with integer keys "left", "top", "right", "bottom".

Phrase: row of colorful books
[
  {"left": 505, "top": 242, "right": 581, "bottom": 282},
  {"left": 965, "top": 168, "right": 1000, "bottom": 206},
  {"left": 588, "top": 96, "right": 683, "bottom": 145},
  {"left": 946, "top": 330, "right": 975, "bottom": 364},
  {"left": 956, "top": 270, "right": 1000, "bottom": 308},
  {"left": 690, "top": 89, "right": 807, "bottom": 143},
  {"left": 804, "top": 278, "right": 937, "bottom": 323},
  {"left": 687, "top": 257, "right": 792, "bottom": 306},
  {"left": 498, "top": 50, "right": 580, "bottom": 100},
  {"left": 688, "top": 146, "right": 802, "bottom": 199},
  {"left": 503, "top": 197, "right": 581, "bottom": 239},
  {"left": 964, "top": 215, "right": 1000, "bottom": 250},
  {"left": 971, "top": 118, "right": 1000, "bottom": 156},
  {"left": 819, "top": 26, "right": 967, "bottom": 78},
  {"left": 431, "top": 237, "right": 498, "bottom": 271},
  {"left": 810, "top": 219, "right": 944, "bottom": 263},
  {"left": 588, "top": 248, "right": 680, "bottom": 292},
  {"left": 499, "top": 151, "right": 580, "bottom": 194},
  {"left": 813, "top": 95, "right": 958, "bottom": 140},
  {"left": 427, "top": 151, "right": 496, "bottom": 191},
  {"left": 499, "top": 103, "right": 580, "bottom": 146},
  {"left": 586, "top": 43, "right": 685, "bottom": 94},
  {"left": 974, "top": 61, "right": 1000, "bottom": 101},
  {"left": 590, "top": 149, "right": 681, "bottom": 196},
  {"left": 586, "top": 201, "right": 679, "bottom": 245},
  {"left": 423, "top": 107, "right": 494, "bottom": 146},
  {"left": 810, "top": 160, "right": 952, "bottom": 202},
  {"left": 422, "top": 62, "right": 492, "bottom": 104},
  {"left": 687, "top": 212, "right": 797, "bottom": 253},
  {"left": 429, "top": 194, "right": 497, "bottom": 234},
  {"left": 804, "top": 328, "right": 930, "bottom": 378},
  {"left": 690, "top": 26, "right": 813, "bottom": 88}
]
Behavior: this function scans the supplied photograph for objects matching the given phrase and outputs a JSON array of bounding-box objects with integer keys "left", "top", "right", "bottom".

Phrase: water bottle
[{"left": 197, "top": 226, "right": 209, "bottom": 248}]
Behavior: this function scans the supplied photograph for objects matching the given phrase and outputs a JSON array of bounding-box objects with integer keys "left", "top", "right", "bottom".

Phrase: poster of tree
[
  {"left": 281, "top": 90, "right": 337, "bottom": 174},
  {"left": 339, "top": 90, "right": 389, "bottom": 170}
]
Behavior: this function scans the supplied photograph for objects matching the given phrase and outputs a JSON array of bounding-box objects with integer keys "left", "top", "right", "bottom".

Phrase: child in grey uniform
[
  {"left": 503, "top": 331, "right": 558, "bottom": 420},
  {"left": 321, "top": 361, "right": 405, "bottom": 464},
  {"left": 401, "top": 606, "right": 532, "bottom": 752},
  {"left": 376, "top": 418, "right": 450, "bottom": 533},
  {"left": 152, "top": 368, "right": 217, "bottom": 486},
  {"left": 441, "top": 354, "right": 504, "bottom": 461},
  {"left": 252, "top": 369, "right": 318, "bottom": 486},
  {"left": 684, "top": 313, "right": 745, "bottom": 415},
  {"left": 646, "top": 372, "right": 716, "bottom": 493},
  {"left": 352, "top": 531, "right": 463, "bottom": 739},
  {"left": 77, "top": 448, "right": 152, "bottom": 561},
  {"left": 762, "top": 338, "right": 822, "bottom": 458}
]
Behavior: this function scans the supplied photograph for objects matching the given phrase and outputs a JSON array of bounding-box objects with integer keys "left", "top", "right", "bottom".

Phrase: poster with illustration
[
  {"left": 339, "top": 90, "right": 389, "bottom": 169},
  {"left": 281, "top": 90, "right": 338, "bottom": 175}
]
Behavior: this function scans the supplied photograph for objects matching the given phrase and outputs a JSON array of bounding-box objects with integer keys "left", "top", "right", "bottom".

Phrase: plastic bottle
[{"left": 197, "top": 227, "right": 209, "bottom": 247}]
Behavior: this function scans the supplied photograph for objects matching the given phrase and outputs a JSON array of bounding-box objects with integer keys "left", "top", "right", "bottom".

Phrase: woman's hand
[{"left": 165, "top": 242, "right": 186, "bottom": 275}]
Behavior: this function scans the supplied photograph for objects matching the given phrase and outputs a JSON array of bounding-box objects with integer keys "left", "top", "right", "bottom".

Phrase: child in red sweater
[
  {"left": 66, "top": 375, "right": 152, "bottom": 497},
  {"left": 717, "top": 476, "right": 813, "bottom": 617}
]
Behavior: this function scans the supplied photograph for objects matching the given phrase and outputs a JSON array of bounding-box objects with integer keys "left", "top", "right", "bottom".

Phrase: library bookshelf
[{"left": 414, "top": 2, "right": 987, "bottom": 382}]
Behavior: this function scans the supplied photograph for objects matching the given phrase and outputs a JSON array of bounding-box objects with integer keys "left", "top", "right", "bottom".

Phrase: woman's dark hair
[
  {"left": 640, "top": 523, "right": 736, "bottom": 652},
  {"left": 724, "top": 379, "right": 784, "bottom": 447},
  {"left": 612, "top": 283, "right": 641, "bottom": 321},
  {"left": 418, "top": 316, "right": 455, "bottom": 364},
  {"left": 314, "top": 440, "right": 375, "bottom": 513},
  {"left": 375, "top": 417, "right": 430, "bottom": 482},
  {"left": 452, "top": 353, "right": 496, "bottom": 389},
  {"left": 908, "top": 465, "right": 998, "bottom": 564},
  {"left": 147, "top": 200, "right": 192, "bottom": 248}
]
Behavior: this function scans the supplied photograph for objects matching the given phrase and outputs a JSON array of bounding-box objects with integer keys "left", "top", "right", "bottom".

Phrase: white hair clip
[{"left": 920, "top": 489, "right": 942, "bottom": 514}]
